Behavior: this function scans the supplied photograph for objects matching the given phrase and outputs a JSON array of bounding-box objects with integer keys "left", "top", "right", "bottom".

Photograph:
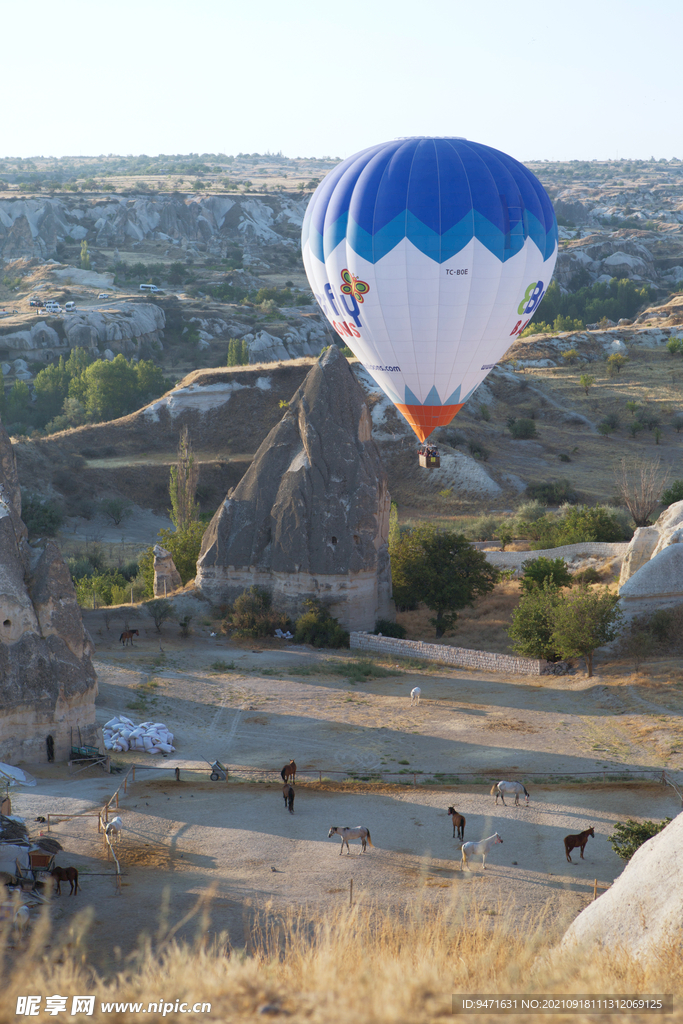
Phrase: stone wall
[
  {"left": 350, "top": 632, "right": 547, "bottom": 676},
  {"left": 485, "top": 542, "right": 629, "bottom": 571}
]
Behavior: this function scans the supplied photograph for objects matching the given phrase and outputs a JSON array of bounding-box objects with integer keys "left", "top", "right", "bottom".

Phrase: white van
[
  {"left": 44, "top": 302, "right": 61, "bottom": 313},
  {"left": 64, "top": 301, "right": 76, "bottom": 312},
  {"left": 139, "top": 283, "right": 160, "bottom": 293}
]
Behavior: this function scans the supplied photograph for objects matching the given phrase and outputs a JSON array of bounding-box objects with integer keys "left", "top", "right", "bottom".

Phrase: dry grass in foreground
[
  {"left": 397, "top": 580, "right": 521, "bottom": 654},
  {"left": 1, "top": 898, "right": 682, "bottom": 1023}
]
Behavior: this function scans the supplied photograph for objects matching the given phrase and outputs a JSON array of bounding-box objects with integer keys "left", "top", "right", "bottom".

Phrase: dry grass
[
  {"left": 397, "top": 581, "right": 521, "bottom": 654},
  {"left": 2, "top": 900, "right": 682, "bottom": 1023}
]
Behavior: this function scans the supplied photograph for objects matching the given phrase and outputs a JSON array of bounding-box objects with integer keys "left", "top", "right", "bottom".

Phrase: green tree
[
  {"left": 82, "top": 355, "right": 139, "bottom": 420},
  {"left": 507, "top": 582, "right": 562, "bottom": 661},
  {"left": 169, "top": 426, "right": 200, "bottom": 531},
  {"left": 661, "top": 480, "right": 683, "bottom": 507},
  {"left": 607, "top": 353, "right": 628, "bottom": 375},
  {"left": 550, "top": 585, "right": 623, "bottom": 677},
  {"left": 157, "top": 523, "right": 206, "bottom": 584},
  {"left": 609, "top": 818, "right": 672, "bottom": 860},
  {"left": 80, "top": 240, "right": 90, "bottom": 270},
  {"left": 99, "top": 498, "right": 132, "bottom": 526},
  {"left": 33, "top": 358, "right": 72, "bottom": 423},
  {"left": 226, "top": 337, "right": 249, "bottom": 366},
  {"left": 6, "top": 380, "right": 30, "bottom": 424},
  {"left": 390, "top": 526, "right": 498, "bottom": 637},
  {"left": 135, "top": 359, "right": 165, "bottom": 401},
  {"left": 666, "top": 338, "right": 682, "bottom": 356},
  {"left": 521, "top": 557, "right": 573, "bottom": 593},
  {"left": 579, "top": 374, "right": 595, "bottom": 396}
]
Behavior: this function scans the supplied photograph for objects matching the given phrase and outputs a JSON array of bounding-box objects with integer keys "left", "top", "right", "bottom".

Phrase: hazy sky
[{"left": 5, "top": 0, "right": 682, "bottom": 163}]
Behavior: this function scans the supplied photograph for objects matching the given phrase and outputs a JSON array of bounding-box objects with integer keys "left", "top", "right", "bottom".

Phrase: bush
[
  {"left": 609, "top": 818, "right": 672, "bottom": 860},
  {"left": 525, "top": 479, "right": 578, "bottom": 505},
  {"left": 521, "top": 557, "right": 573, "bottom": 592},
  {"left": 508, "top": 583, "right": 563, "bottom": 661},
  {"left": 464, "top": 515, "right": 502, "bottom": 542},
  {"left": 373, "top": 619, "right": 406, "bottom": 639},
  {"left": 143, "top": 598, "right": 174, "bottom": 632},
  {"left": 467, "top": 440, "right": 490, "bottom": 461},
  {"left": 661, "top": 480, "right": 683, "bottom": 507},
  {"left": 573, "top": 566, "right": 602, "bottom": 585},
  {"left": 293, "top": 600, "right": 349, "bottom": 648},
  {"left": 228, "top": 586, "right": 290, "bottom": 638},
  {"left": 21, "top": 494, "right": 64, "bottom": 537},
  {"left": 509, "top": 418, "right": 537, "bottom": 440}
]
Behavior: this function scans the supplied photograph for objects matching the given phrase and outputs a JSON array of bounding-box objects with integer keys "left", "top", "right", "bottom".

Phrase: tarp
[
  {"left": 0, "top": 764, "right": 37, "bottom": 787},
  {"left": 0, "top": 844, "right": 30, "bottom": 878}
]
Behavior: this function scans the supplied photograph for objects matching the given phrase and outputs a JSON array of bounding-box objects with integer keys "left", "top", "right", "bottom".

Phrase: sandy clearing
[
  {"left": 10, "top": 775, "right": 677, "bottom": 973},
  {"left": 7, "top": 631, "right": 683, "bottom": 972}
]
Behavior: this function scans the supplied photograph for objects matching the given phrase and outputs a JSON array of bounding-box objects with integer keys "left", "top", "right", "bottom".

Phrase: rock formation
[
  {"left": 619, "top": 501, "right": 683, "bottom": 614},
  {"left": 0, "top": 421, "right": 98, "bottom": 762},
  {"left": 0, "top": 301, "right": 165, "bottom": 366},
  {"left": 153, "top": 545, "right": 182, "bottom": 597},
  {"left": 560, "top": 815, "right": 681, "bottom": 959},
  {"left": 195, "top": 345, "right": 393, "bottom": 631}
]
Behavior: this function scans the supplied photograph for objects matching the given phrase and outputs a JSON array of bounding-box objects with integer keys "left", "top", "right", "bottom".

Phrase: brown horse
[
  {"left": 51, "top": 866, "right": 79, "bottom": 895},
  {"left": 119, "top": 630, "right": 139, "bottom": 646},
  {"left": 564, "top": 827, "right": 595, "bottom": 863},
  {"left": 281, "top": 760, "right": 296, "bottom": 784},
  {"left": 447, "top": 806, "right": 466, "bottom": 841},
  {"left": 283, "top": 784, "right": 295, "bottom": 814}
]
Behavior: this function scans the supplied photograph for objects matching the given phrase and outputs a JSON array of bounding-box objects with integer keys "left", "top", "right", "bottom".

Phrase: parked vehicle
[
  {"left": 139, "top": 283, "right": 160, "bottom": 292},
  {"left": 64, "top": 301, "right": 76, "bottom": 311},
  {"left": 97, "top": 293, "right": 110, "bottom": 299}
]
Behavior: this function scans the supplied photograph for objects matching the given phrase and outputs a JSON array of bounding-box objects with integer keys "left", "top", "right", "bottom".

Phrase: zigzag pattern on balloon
[{"left": 302, "top": 137, "right": 557, "bottom": 266}]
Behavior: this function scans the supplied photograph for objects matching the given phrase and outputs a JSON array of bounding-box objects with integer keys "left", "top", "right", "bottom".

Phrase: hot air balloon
[{"left": 301, "top": 137, "right": 558, "bottom": 462}]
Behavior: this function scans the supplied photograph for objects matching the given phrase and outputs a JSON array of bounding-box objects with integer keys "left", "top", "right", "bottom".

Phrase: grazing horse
[
  {"left": 328, "top": 826, "right": 374, "bottom": 855},
  {"left": 105, "top": 816, "right": 123, "bottom": 843},
  {"left": 564, "top": 827, "right": 595, "bottom": 863},
  {"left": 447, "top": 806, "right": 466, "bottom": 841},
  {"left": 119, "top": 629, "right": 139, "bottom": 646},
  {"left": 283, "top": 784, "right": 295, "bottom": 814},
  {"left": 281, "top": 760, "right": 296, "bottom": 784},
  {"left": 460, "top": 833, "right": 503, "bottom": 871},
  {"left": 51, "top": 866, "right": 79, "bottom": 895},
  {"left": 490, "top": 781, "right": 529, "bottom": 807},
  {"left": 411, "top": 687, "right": 421, "bottom": 706}
]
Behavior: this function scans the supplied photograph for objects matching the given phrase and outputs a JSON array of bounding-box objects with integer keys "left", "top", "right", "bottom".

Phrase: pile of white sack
[{"left": 103, "top": 716, "right": 175, "bottom": 754}]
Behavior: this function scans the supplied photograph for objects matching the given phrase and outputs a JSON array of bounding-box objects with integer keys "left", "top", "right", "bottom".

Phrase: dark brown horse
[
  {"left": 564, "top": 827, "right": 595, "bottom": 863},
  {"left": 120, "top": 630, "right": 139, "bottom": 646},
  {"left": 281, "top": 759, "right": 296, "bottom": 784},
  {"left": 51, "top": 866, "right": 79, "bottom": 895},
  {"left": 447, "top": 806, "right": 466, "bottom": 841},
  {"left": 283, "top": 784, "right": 295, "bottom": 814}
]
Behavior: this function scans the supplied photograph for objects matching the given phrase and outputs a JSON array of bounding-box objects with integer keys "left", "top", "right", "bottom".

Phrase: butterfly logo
[{"left": 340, "top": 269, "right": 370, "bottom": 303}]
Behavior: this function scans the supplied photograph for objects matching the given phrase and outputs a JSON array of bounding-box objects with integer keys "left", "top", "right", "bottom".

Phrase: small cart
[{"left": 209, "top": 760, "right": 227, "bottom": 782}]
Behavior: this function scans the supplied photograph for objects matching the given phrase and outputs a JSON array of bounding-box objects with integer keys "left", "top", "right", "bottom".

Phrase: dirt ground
[{"left": 7, "top": 626, "right": 683, "bottom": 972}]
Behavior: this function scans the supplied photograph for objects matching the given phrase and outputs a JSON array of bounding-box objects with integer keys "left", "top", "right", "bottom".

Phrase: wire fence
[{"left": 115, "top": 762, "right": 682, "bottom": 789}]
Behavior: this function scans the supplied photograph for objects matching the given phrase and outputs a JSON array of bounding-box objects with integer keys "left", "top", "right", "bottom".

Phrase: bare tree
[
  {"left": 169, "top": 426, "right": 200, "bottom": 531},
  {"left": 614, "top": 457, "right": 670, "bottom": 527}
]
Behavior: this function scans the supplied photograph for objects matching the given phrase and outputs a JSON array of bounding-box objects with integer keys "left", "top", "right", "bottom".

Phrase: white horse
[
  {"left": 491, "top": 781, "right": 529, "bottom": 806},
  {"left": 410, "top": 687, "right": 421, "bottom": 706},
  {"left": 328, "top": 826, "right": 374, "bottom": 855},
  {"left": 105, "top": 816, "right": 123, "bottom": 843},
  {"left": 460, "top": 833, "right": 503, "bottom": 871}
]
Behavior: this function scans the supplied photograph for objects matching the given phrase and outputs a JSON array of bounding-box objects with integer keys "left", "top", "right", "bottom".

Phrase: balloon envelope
[{"left": 302, "top": 137, "right": 558, "bottom": 440}]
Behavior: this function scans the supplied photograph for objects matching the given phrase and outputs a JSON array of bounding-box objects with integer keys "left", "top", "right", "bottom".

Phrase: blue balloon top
[{"left": 303, "top": 137, "right": 557, "bottom": 266}]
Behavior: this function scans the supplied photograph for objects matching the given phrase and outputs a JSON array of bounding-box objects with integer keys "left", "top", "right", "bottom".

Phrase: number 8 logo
[{"left": 517, "top": 280, "right": 544, "bottom": 316}]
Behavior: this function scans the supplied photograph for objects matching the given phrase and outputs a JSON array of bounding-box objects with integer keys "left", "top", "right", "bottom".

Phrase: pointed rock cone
[{"left": 195, "top": 345, "right": 393, "bottom": 631}]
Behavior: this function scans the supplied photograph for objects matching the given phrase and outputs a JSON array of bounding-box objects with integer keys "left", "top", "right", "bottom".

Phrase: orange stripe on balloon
[{"left": 395, "top": 403, "right": 464, "bottom": 442}]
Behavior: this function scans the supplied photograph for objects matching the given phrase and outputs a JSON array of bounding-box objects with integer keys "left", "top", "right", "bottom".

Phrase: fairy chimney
[
  {"left": 195, "top": 345, "right": 393, "bottom": 630},
  {"left": 0, "top": 421, "right": 99, "bottom": 762}
]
